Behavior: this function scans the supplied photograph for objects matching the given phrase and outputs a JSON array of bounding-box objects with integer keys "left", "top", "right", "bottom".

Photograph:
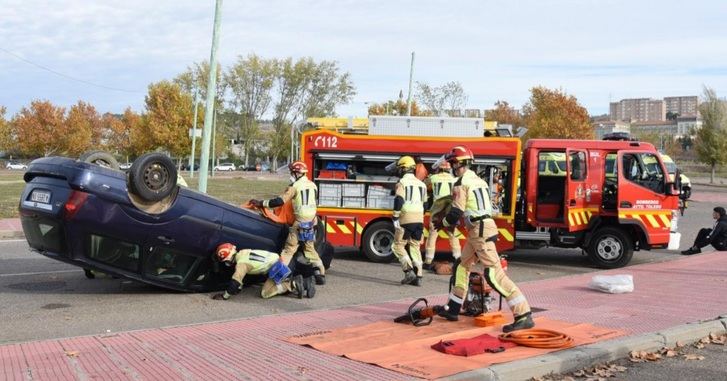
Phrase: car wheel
[
  {"left": 361, "top": 220, "right": 395, "bottom": 263},
  {"left": 587, "top": 226, "right": 633, "bottom": 269},
  {"left": 79, "top": 150, "right": 120, "bottom": 170},
  {"left": 128, "top": 152, "right": 178, "bottom": 202}
]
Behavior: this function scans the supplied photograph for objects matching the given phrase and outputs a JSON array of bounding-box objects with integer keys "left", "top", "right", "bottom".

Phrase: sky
[{"left": 2, "top": 0, "right": 727, "bottom": 119}]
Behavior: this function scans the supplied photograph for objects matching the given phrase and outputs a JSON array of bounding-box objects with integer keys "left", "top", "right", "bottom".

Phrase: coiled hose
[{"left": 498, "top": 329, "right": 574, "bottom": 349}]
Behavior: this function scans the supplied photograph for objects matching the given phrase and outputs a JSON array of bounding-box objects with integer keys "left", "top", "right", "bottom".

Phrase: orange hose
[{"left": 498, "top": 329, "right": 574, "bottom": 349}]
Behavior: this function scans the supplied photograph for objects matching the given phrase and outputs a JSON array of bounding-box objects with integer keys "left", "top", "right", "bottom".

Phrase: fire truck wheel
[
  {"left": 587, "top": 227, "right": 633, "bottom": 269},
  {"left": 362, "top": 221, "right": 395, "bottom": 263}
]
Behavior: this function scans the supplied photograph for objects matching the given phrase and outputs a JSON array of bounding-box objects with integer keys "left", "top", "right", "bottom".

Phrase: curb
[
  {"left": 442, "top": 317, "right": 727, "bottom": 381},
  {"left": 0, "top": 230, "right": 23, "bottom": 240}
]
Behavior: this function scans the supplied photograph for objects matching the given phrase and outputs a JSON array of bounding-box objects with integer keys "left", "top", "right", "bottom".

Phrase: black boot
[
  {"left": 401, "top": 270, "right": 416, "bottom": 285},
  {"left": 503, "top": 312, "right": 535, "bottom": 333},
  {"left": 314, "top": 269, "right": 326, "bottom": 285},
  {"left": 412, "top": 276, "right": 422, "bottom": 287},
  {"left": 438, "top": 298, "right": 462, "bottom": 321},
  {"left": 304, "top": 276, "right": 316, "bottom": 298},
  {"left": 681, "top": 247, "right": 701, "bottom": 255},
  {"left": 292, "top": 275, "right": 305, "bottom": 299}
]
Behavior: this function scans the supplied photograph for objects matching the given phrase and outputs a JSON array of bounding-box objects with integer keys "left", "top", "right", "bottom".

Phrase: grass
[{"left": 0, "top": 170, "right": 288, "bottom": 219}]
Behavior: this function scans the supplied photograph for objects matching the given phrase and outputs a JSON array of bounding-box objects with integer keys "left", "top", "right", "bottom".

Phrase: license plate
[{"left": 31, "top": 190, "right": 51, "bottom": 204}]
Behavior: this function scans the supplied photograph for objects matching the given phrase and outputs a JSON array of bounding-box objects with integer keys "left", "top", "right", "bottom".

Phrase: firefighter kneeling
[
  {"left": 434, "top": 146, "right": 534, "bottom": 332},
  {"left": 211, "top": 243, "right": 316, "bottom": 300}
]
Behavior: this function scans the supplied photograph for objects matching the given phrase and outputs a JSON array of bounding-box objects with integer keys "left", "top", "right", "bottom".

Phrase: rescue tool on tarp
[{"left": 394, "top": 298, "right": 448, "bottom": 326}]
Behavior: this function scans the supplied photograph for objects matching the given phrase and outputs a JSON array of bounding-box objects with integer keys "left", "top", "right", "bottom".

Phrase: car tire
[
  {"left": 362, "top": 220, "right": 395, "bottom": 263},
  {"left": 79, "top": 150, "right": 120, "bottom": 170},
  {"left": 128, "top": 152, "right": 178, "bottom": 202},
  {"left": 587, "top": 226, "right": 633, "bottom": 269}
]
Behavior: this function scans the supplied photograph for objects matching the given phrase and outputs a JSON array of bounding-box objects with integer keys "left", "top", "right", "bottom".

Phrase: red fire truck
[{"left": 298, "top": 116, "right": 681, "bottom": 269}]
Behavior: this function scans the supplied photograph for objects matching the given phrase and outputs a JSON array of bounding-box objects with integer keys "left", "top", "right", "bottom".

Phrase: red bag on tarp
[{"left": 431, "top": 333, "right": 517, "bottom": 356}]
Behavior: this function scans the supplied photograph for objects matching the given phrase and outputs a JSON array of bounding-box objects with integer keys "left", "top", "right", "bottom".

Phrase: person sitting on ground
[
  {"left": 211, "top": 243, "right": 315, "bottom": 300},
  {"left": 681, "top": 207, "right": 727, "bottom": 255}
]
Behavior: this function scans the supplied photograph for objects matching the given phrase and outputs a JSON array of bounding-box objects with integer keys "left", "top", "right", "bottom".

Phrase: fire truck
[{"left": 296, "top": 116, "right": 681, "bottom": 269}]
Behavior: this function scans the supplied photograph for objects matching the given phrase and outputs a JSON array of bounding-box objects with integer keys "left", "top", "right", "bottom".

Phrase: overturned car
[{"left": 18, "top": 152, "right": 332, "bottom": 292}]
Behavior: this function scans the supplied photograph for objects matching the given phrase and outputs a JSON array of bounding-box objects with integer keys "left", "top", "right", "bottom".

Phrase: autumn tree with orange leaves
[
  {"left": 0, "top": 106, "right": 11, "bottom": 154},
  {"left": 12, "top": 100, "right": 70, "bottom": 157},
  {"left": 485, "top": 100, "right": 523, "bottom": 127},
  {"left": 367, "top": 99, "right": 426, "bottom": 116},
  {"left": 64, "top": 101, "right": 101, "bottom": 156},
  {"left": 522, "top": 87, "right": 592, "bottom": 140},
  {"left": 143, "top": 81, "right": 195, "bottom": 158}
]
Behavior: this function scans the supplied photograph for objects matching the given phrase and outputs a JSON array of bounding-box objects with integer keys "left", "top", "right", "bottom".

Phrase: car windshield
[{"left": 664, "top": 162, "right": 677, "bottom": 174}]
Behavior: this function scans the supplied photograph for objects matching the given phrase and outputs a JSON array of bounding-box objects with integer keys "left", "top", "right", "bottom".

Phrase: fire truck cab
[
  {"left": 297, "top": 116, "right": 681, "bottom": 269},
  {"left": 517, "top": 139, "right": 681, "bottom": 268}
]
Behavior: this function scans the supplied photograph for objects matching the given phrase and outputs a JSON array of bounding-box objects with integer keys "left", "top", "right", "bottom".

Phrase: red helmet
[
  {"left": 289, "top": 161, "right": 308, "bottom": 174},
  {"left": 446, "top": 146, "right": 474, "bottom": 164},
  {"left": 216, "top": 243, "right": 236, "bottom": 262}
]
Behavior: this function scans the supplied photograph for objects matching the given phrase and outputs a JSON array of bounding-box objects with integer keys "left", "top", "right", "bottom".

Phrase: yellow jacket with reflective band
[
  {"left": 231, "top": 249, "right": 280, "bottom": 285},
  {"left": 291, "top": 177, "right": 318, "bottom": 221},
  {"left": 427, "top": 172, "right": 455, "bottom": 202},
  {"left": 395, "top": 173, "right": 426, "bottom": 224},
  {"left": 453, "top": 169, "right": 492, "bottom": 219}
]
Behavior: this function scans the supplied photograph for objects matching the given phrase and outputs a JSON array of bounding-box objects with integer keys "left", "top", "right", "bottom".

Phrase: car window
[
  {"left": 144, "top": 248, "right": 199, "bottom": 284},
  {"left": 87, "top": 234, "right": 140, "bottom": 272},
  {"left": 622, "top": 153, "right": 665, "bottom": 193}
]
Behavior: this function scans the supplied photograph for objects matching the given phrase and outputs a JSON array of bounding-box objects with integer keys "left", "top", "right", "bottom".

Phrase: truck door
[
  {"left": 565, "top": 149, "right": 589, "bottom": 232},
  {"left": 616, "top": 151, "right": 672, "bottom": 245}
]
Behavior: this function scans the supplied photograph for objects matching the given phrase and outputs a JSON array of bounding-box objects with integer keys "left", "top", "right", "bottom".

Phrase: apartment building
[
  {"left": 664, "top": 96, "right": 699, "bottom": 117},
  {"left": 610, "top": 98, "right": 665, "bottom": 122}
]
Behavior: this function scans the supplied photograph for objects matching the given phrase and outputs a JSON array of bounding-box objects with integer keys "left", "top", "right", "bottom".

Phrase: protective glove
[
  {"left": 250, "top": 199, "right": 263, "bottom": 208},
  {"left": 393, "top": 218, "right": 401, "bottom": 229},
  {"left": 211, "top": 293, "right": 227, "bottom": 300}
]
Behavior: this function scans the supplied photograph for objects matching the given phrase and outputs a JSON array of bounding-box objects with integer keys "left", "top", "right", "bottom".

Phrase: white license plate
[{"left": 31, "top": 190, "right": 51, "bottom": 204}]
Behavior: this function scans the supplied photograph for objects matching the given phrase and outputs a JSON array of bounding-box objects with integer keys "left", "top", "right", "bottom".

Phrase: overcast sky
[{"left": 2, "top": 0, "right": 726, "bottom": 118}]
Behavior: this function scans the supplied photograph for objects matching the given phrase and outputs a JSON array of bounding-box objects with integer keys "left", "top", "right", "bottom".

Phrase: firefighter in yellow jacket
[
  {"left": 423, "top": 160, "right": 461, "bottom": 268},
  {"left": 434, "top": 146, "right": 534, "bottom": 332},
  {"left": 211, "top": 243, "right": 315, "bottom": 300},
  {"left": 392, "top": 156, "right": 427, "bottom": 286},
  {"left": 251, "top": 161, "right": 325, "bottom": 285}
]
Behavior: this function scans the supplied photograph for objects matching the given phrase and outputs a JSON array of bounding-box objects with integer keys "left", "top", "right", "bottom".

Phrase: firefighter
[
  {"left": 392, "top": 155, "right": 427, "bottom": 286},
  {"left": 424, "top": 160, "right": 461, "bottom": 268},
  {"left": 251, "top": 161, "right": 325, "bottom": 285},
  {"left": 211, "top": 243, "right": 315, "bottom": 300},
  {"left": 434, "top": 146, "right": 534, "bottom": 332}
]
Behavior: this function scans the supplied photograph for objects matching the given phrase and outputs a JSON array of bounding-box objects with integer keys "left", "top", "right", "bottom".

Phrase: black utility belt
[{"left": 469, "top": 215, "right": 492, "bottom": 223}]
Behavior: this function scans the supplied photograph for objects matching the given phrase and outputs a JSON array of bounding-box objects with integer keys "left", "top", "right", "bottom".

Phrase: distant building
[
  {"left": 592, "top": 121, "right": 630, "bottom": 140},
  {"left": 664, "top": 96, "right": 699, "bottom": 117},
  {"left": 676, "top": 116, "right": 702, "bottom": 137},
  {"left": 631, "top": 120, "right": 677, "bottom": 136},
  {"left": 610, "top": 98, "right": 665, "bottom": 122}
]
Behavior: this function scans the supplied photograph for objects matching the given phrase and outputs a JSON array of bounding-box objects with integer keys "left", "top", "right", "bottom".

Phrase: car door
[{"left": 565, "top": 149, "right": 590, "bottom": 232}]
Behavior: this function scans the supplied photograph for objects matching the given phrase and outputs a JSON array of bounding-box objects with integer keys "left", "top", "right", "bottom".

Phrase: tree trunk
[{"left": 711, "top": 164, "right": 716, "bottom": 184}]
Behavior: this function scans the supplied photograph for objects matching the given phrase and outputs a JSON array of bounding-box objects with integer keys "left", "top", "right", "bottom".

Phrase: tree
[
  {"left": 485, "top": 101, "right": 522, "bottom": 127},
  {"left": 521, "top": 86, "right": 592, "bottom": 140},
  {"left": 271, "top": 57, "right": 355, "bottom": 165},
  {"left": 143, "top": 81, "right": 195, "bottom": 158},
  {"left": 367, "top": 99, "right": 424, "bottom": 116},
  {"left": 173, "top": 61, "right": 225, "bottom": 104},
  {"left": 12, "top": 100, "right": 68, "bottom": 157},
  {"left": 224, "top": 54, "right": 277, "bottom": 166},
  {"left": 0, "top": 106, "right": 12, "bottom": 154},
  {"left": 415, "top": 81, "right": 468, "bottom": 116},
  {"left": 64, "top": 101, "right": 101, "bottom": 156},
  {"left": 695, "top": 86, "right": 727, "bottom": 183},
  {"left": 666, "top": 111, "right": 680, "bottom": 121}
]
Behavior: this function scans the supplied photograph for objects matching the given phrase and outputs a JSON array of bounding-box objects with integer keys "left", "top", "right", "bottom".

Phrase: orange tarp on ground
[{"left": 286, "top": 316, "right": 625, "bottom": 379}]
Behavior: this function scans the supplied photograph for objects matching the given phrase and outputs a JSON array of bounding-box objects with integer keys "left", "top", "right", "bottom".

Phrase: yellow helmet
[{"left": 397, "top": 156, "right": 416, "bottom": 170}]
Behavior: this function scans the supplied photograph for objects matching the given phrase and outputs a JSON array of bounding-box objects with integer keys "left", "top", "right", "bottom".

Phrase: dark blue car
[{"left": 18, "top": 153, "right": 332, "bottom": 292}]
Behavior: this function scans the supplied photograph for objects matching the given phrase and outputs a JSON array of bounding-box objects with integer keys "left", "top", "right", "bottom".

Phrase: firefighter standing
[
  {"left": 251, "top": 161, "right": 326, "bottom": 285},
  {"left": 434, "top": 146, "right": 534, "bottom": 332},
  {"left": 424, "top": 160, "right": 461, "bottom": 267},
  {"left": 392, "top": 156, "right": 427, "bottom": 286},
  {"left": 211, "top": 243, "right": 315, "bottom": 300}
]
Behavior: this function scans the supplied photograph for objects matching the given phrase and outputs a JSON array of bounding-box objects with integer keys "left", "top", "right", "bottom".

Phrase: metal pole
[
  {"left": 406, "top": 51, "right": 415, "bottom": 116},
  {"left": 189, "top": 88, "right": 199, "bottom": 179},
  {"left": 198, "top": 0, "right": 222, "bottom": 193},
  {"left": 211, "top": 110, "right": 217, "bottom": 177}
]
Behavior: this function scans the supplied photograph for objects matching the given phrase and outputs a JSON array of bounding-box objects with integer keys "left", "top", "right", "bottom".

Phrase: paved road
[{"left": 2, "top": 185, "right": 718, "bottom": 345}]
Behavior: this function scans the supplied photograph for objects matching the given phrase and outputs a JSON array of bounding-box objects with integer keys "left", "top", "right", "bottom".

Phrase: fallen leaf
[
  {"left": 573, "top": 370, "right": 586, "bottom": 377},
  {"left": 684, "top": 354, "right": 705, "bottom": 361},
  {"left": 64, "top": 350, "right": 79, "bottom": 357},
  {"left": 612, "top": 365, "right": 627, "bottom": 372},
  {"left": 694, "top": 343, "right": 705, "bottom": 349},
  {"left": 675, "top": 341, "right": 684, "bottom": 348},
  {"left": 665, "top": 350, "right": 677, "bottom": 357},
  {"left": 700, "top": 337, "right": 711, "bottom": 344},
  {"left": 645, "top": 352, "right": 662, "bottom": 361}
]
